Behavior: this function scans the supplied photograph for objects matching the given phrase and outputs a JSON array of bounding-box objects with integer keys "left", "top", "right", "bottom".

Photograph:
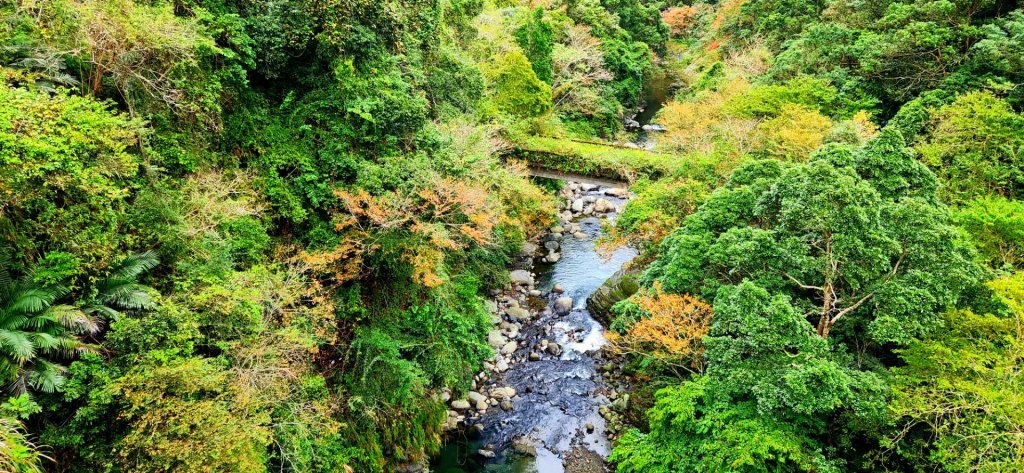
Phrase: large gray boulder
[
  {"left": 506, "top": 307, "right": 531, "bottom": 321},
  {"left": 587, "top": 268, "right": 641, "bottom": 324},
  {"left": 509, "top": 270, "right": 533, "bottom": 286}
]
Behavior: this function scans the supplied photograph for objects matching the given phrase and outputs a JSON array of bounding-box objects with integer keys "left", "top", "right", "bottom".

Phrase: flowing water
[
  {"left": 630, "top": 70, "right": 675, "bottom": 150},
  {"left": 432, "top": 186, "right": 636, "bottom": 473}
]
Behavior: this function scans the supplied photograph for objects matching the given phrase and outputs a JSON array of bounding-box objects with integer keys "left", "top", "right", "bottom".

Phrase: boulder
[
  {"left": 491, "top": 386, "right": 516, "bottom": 399},
  {"left": 546, "top": 342, "right": 562, "bottom": 357},
  {"left": 512, "top": 438, "right": 538, "bottom": 457},
  {"left": 554, "top": 297, "right": 574, "bottom": 315},
  {"left": 594, "top": 198, "right": 615, "bottom": 213},
  {"left": 467, "top": 391, "right": 487, "bottom": 403},
  {"left": 528, "top": 352, "right": 541, "bottom": 361},
  {"left": 478, "top": 449, "right": 496, "bottom": 459},
  {"left": 506, "top": 307, "right": 531, "bottom": 321},
  {"left": 587, "top": 268, "right": 641, "bottom": 325},
  {"left": 544, "top": 240, "right": 560, "bottom": 252},
  {"left": 581, "top": 183, "right": 599, "bottom": 192},
  {"left": 552, "top": 283, "right": 565, "bottom": 293},
  {"left": 451, "top": 399, "right": 471, "bottom": 410},
  {"left": 487, "top": 330, "right": 507, "bottom": 349},
  {"left": 509, "top": 270, "right": 533, "bottom": 286},
  {"left": 500, "top": 341, "right": 518, "bottom": 355},
  {"left": 520, "top": 242, "right": 538, "bottom": 256},
  {"left": 544, "top": 252, "right": 561, "bottom": 263},
  {"left": 604, "top": 187, "right": 628, "bottom": 198},
  {"left": 573, "top": 231, "right": 589, "bottom": 240},
  {"left": 571, "top": 199, "right": 585, "bottom": 213}
]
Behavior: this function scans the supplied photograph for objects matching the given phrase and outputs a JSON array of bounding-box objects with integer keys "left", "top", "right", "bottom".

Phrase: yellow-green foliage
[
  {"left": 483, "top": 49, "right": 552, "bottom": 119},
  {"left": 916, "top": 91, "right": 1024, "bottom": 204},
  {"left": 751, "top": 104, "right": 832, "bottom": 161},
  {"left": 0, "top": 84, "right": 142, "bottom": 272}
]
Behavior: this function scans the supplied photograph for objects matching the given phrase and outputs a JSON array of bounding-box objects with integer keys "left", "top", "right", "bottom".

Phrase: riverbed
[{"left": 432, "top": 183, "right": 636, "bottom": 473}]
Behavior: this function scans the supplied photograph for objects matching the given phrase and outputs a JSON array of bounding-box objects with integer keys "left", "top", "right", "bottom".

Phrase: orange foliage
[
  {"left": 662, "top": 6, "right": 696, "bottom": 36},
  {"left": 608, "top": 283, "right": 712, "bottom": 374},
  {"left": 304, "top": 177, "right": 499, "bottom": 288},
  {"left": 712, "top": 0, "right": 746, "bottom": 31}
]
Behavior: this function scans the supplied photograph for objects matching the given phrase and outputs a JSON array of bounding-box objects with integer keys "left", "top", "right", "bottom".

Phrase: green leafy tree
[
  {"left": 886, "top": 273, "right": 1024, "bottom": 471},
  {"left": 0, "top": 84, "right": 142, "bottom": 272},
  {"left": 484, "top": 49, "right": 552, "bottom": 118},
  {"left": 954, "top": 196, "right": 1024, "bottom": 272},
  {"left": 515, "top": 7, "right": 554, "bottom": 83},
  {"left": 916, "top": 91, "right": 1024, "bottom": 204},
  {"left": 645, "top": 133, "right": 979, "bottom": 344},
  {"left": 612, "top": 282, "right": 887, "bottom": 473}
]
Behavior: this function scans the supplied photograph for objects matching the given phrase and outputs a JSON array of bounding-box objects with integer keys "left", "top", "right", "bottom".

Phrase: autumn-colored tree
[
  {"left": 608, "top": 283, "right": 713, "bottom": 375},
  {"left": 307, "top": 177, "right": 498, "bottom": 288},
  {"left": 661, "top": 6, "right": 696, "bottom": 36}
]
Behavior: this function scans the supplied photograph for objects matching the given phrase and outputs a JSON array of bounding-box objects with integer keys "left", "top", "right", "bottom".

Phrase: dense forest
[{"left": 0, "top": 0, "right": 1022, "bottom": 472}]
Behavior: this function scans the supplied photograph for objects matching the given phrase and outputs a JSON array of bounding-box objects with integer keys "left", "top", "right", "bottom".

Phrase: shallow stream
[{"left": 432, "top": 186, "right": 636, "bottom": 473}]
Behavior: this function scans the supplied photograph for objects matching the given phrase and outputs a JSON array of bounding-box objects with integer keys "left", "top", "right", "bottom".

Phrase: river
[{"left": 432, "top": 183, "right": 636, "bottom": 473}]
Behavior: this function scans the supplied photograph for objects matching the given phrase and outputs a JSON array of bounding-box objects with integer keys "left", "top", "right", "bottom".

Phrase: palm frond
[
  {"left": 49, "top": 305, "right": 101, "bottom": 335},
  {"left": 0, "top": 313, "right": 30, "bottom": 331},
  {"left": 26, "top": 360, "right": 66, "bottom": 394},
  {"left": 109, "top": 251, "right": 159, "bottom": 281},
  {"left": 0, "top": 330, "right": 35, "bottom": 364},
  {"left": 100, "top": 283, "right": 156, "bottom": 312}
]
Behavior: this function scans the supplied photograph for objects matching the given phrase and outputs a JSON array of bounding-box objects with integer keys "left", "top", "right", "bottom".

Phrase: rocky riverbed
[{"left": 430, "top": 181, "right": 637, "bottom": 473}]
